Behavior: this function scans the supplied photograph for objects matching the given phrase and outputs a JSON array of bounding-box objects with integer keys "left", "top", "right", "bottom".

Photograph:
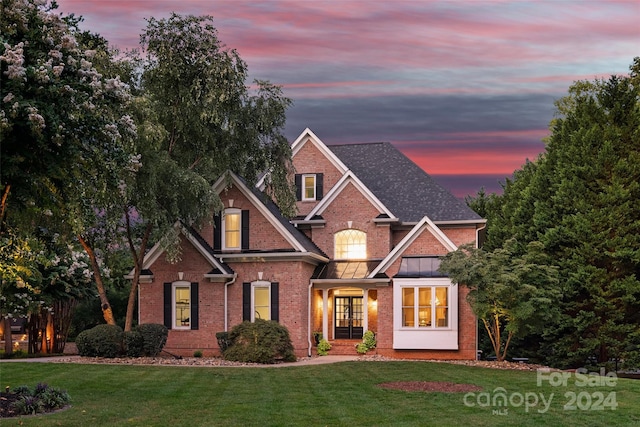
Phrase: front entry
[{"left": 334, "top": 296, "right": 363, "bottom": 339}]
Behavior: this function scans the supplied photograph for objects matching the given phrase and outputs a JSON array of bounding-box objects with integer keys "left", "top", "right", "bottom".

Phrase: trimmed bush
[
  {"left": 135, "top": 323, "right": 168, "bottom": 357},
  {"left": 76, "top": 324, "right": 123, "bottom": 358},
  {"left": 223, "top": 319, "right": 296, "bottom": 364},
  {"left": 216, "top": 331, "right": 231, "bottom": 353},
  {"left": 123, "top": 330, "right": 144, "bottom": 357}
]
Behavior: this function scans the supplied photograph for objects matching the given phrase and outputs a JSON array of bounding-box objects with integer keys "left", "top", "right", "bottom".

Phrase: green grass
[{"left": 1, "top": 361, "right": 639, "bottom": 426}]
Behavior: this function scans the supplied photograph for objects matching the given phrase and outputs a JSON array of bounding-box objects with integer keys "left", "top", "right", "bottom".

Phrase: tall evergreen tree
[{"left": 474, "top": 58, "right": 640, "bottom": 368}]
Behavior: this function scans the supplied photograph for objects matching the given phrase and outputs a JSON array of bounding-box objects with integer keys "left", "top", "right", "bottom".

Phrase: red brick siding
[
  {"left": 309, "top": 182, "right": 391, "bottom": 259},
  {"left": 292, "top": 139, "right": 344, "bottom": 217},
  {"left": 216, "top": 185, "right": 293, "bottom": 251}
]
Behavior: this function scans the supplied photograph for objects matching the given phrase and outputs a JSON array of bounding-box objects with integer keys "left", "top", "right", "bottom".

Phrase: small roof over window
[
  {"left": 395, "top": 256, "right": 447, "bottom": 278},
  {"left": 313, "top": 260, "right": 382, "bottom": 280}
]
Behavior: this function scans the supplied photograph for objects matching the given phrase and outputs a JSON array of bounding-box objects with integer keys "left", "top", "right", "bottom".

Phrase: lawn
[{"left": 1, "top": 360, "right": 638, "bottom": 426}]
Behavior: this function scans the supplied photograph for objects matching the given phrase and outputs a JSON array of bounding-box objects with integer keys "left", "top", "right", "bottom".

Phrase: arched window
[{"left": 334, "top": 229, "right": 367, "bottom": 259}]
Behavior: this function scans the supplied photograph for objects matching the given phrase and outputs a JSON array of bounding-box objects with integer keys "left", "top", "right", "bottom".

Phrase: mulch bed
[
  {"left": 377, "top": 381, "right": 483, "bottom": 393},
  {"left": 0, "top": 392, "right": 21, "bottom": 418}
]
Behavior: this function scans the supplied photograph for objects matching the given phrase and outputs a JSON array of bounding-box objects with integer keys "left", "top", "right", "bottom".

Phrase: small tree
[{"left": 440, "top": 240, "right": 559, "bottom": 361}]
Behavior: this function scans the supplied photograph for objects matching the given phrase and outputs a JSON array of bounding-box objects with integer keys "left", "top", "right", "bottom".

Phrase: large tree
[
  {"left": 469, "top": 58, "right": 640, "bottom": 368},
  {"left": 1, "top": 0, "right": 138, "bottom": 325},
  {"left": 119, "top": 14, "right": 296, "bottom": 331}
]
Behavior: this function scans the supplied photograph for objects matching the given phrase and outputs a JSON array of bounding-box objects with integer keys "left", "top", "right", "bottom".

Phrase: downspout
[
  {"left": 475, "top": 222, "right": 487, "bottom": 359},
  {"left": 224, "top": 274, "right": 238, "bottom": 332},
  {"left": 308, "top": 281, "right": 313, "bottom": 357}
]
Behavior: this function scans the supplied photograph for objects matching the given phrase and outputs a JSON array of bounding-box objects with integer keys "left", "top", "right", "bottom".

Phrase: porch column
[
  {"left": 363, "top": 289, "right": 369, "bottom": 332},
  {"left": 322, "top": 289, "right": 329, "bottom": 341}
]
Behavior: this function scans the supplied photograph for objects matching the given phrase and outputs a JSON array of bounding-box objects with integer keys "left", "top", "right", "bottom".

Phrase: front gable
[
  {"left": 370, "top": 216, "right": 457, "bottom": 279},
  {"left": 126, "top": 222, "right": 234, "bottom": 283},
  {"left": 305, "top": 171, "right": 395, "bottom": 221}
]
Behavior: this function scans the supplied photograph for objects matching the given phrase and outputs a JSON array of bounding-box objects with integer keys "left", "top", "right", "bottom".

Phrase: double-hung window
[
  {"left": 223, "top": 209, "right": 241, "bottom": 250},
  {"left": 214, "top": 209, "right": 249, "bottom": 251},
  {"left": 295, "top": 173, "right": 323, "bottom": 201},
  {"left": 164, "top": 281, "right": 199, "bottom": 330},
  {"left": 243, "top": 281, "right": 279, "bottom": 322},
  {"left": 302, "top": 174, "right": 316, "bottom": 201}
]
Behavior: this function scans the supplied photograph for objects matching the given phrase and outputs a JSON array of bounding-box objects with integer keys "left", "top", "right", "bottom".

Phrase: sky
[{"left": 54, "top": 0, "right": 639, "bottom": 198}]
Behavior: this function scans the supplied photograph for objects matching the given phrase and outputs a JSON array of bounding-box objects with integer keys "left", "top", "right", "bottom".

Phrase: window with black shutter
[
  {"left": 242, "top": 281, "right": 279, "bottom": 322},
  {"left": 164, "top": 281, "right": 198, "bottom": 330}
]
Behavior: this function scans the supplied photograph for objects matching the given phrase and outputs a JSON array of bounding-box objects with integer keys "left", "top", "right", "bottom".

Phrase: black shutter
[
  {"left": 242, "top": 282, "right": 251, "bottom": 321},
  {"left": 294, "top": 174, "right": 302, "bottom": 201},
  {"left": 213, "top": 213, "right": 221, "bottom": 250},
  {"left": 190, "top": 283, "right": 199, "bottom": 330},
  {"left": 241, "top": 210, "right": 250, "bottom": 250},
  {"left": 316, "top": 173, "right": 323, "bottom": 200},
  {"left": 163, "top": 283, "right": 172, "bottom": 328},
  {"left": 270, "top": 282, "right": 279, "bottom": 322}
]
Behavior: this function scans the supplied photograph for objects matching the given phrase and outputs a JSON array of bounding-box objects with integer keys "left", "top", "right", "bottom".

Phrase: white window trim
[
  {"left": 401, "top": 286, "right": 450, "bottom": 329},
  {"left": 251, "top": 280, "right": 271, "bottom": 321},
  {"left": 393, "top": 278, "right": 458, "bottom": 350},
  {"left": 302, "top": 174, "right": 316, "bottom": 201},
  {"left": 172, "top": 281, "right": 191, "bottom": 330},
  {"left": 222, "top": 208, "right": 241, "bottom": 250},
  {"left": 334, "top": 229, "right": 367, "bottom": 260}
]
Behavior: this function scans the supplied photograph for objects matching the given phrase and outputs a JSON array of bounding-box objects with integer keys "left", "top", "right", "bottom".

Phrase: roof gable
[
  {"left": 126, "top": 221, "right": 234, "bottom": 278},
  {"left": 305, "top": 170, "right": 396, "bottom": 220},
  {"left": 291, "top": 128, "right": 348, "bottom": 174},
  {"left": 369, "top": 216, "right": 457, "bottom": 278},
  {"left": 213, "top": 171, "right": 327, "bottom": 257}
]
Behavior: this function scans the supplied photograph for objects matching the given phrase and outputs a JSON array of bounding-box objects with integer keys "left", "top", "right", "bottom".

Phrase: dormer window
[
  {"left": 335, "top": 229, "right": 367, "bottom": 259},
  {"left": 295, "top": 173, "right": 323, "bottom": 201}
]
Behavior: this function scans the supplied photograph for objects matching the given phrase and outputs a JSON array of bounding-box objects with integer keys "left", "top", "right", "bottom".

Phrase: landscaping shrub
[
  {"left": 76, "top": 324, "right": 123, "bottom": 358},
  {"left": 123, "top": 330, "right": 144, "bottom": 357},
  {"left": 216, "top": 331, "right": 231, "bottom": 353},
  {"left": 356, "top": 330, "right": 376, "bottom": 354},
  {"left": 6, "top": 383, "right": 70, "bottom": 416},
  {"left": 223, "top": 319, "right": 296, "bottom": 364},
  {"left": 135, "top": 323, "right": 168, "bottom": 357},
  {"left": 317, "top": 338, "right": 331, "bottom": 356}
]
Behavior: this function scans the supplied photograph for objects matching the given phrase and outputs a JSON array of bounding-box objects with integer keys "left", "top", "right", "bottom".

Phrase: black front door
[{"left": 334, "top": 296, "right": 363, "bottom": 339}]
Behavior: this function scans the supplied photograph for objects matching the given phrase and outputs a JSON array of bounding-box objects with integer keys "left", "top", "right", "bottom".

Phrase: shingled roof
[{"left": 328, "top": 142, "right": 483, "bottom": 223}]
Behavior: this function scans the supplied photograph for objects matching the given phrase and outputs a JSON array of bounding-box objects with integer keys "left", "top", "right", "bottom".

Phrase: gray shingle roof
[{"left": 328, "top": 142, "right": 483, "bottom": 223}]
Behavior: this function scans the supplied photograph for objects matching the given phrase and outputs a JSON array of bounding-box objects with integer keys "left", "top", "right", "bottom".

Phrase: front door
[{"left": 334, "top": 296, "right": 363, "bottom": 339}]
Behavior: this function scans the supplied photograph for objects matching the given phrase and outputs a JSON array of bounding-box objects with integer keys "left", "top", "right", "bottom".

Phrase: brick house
[{"left": 134, "top": 128, "right": 485, "bottom": 359}]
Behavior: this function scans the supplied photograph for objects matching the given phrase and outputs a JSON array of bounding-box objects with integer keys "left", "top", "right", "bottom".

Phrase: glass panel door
[{"left": 334, "top": 296, "right": 363, "bottom": 339}]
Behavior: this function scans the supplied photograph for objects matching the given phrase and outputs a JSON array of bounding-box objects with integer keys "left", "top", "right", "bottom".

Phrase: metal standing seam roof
[{"left": 328, "top": 142, "right": 483, "bottom": 223}]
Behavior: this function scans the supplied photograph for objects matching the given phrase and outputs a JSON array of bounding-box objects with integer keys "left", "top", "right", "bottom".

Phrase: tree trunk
[
  {"left": 2, "top": 317, "right": 13, "bottom": 355},
  {"left": 124, "top": 218, "right": 152, "bottom": 332},
  {"left": 78, "top": 234, "right": 116, "bottom": 325},
  {"left": 0, "top": 184, "right": 10, "bottom": 227}
]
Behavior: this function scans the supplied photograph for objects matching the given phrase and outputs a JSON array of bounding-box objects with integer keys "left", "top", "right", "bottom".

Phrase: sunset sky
[{"left": 54, "top": 0, "right": 639, "bottom": 197}]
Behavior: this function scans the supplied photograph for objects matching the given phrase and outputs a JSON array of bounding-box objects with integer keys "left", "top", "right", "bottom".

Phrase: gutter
[
  {"left": 224, "top": 273, "right": 238, "bottom": 331},
  {"left": 308, "top": 281, "right": 313, "bottom": 357}
]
